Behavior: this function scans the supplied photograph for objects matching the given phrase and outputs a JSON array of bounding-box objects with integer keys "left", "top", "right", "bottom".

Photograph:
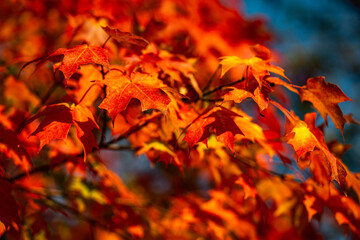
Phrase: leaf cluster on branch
[{"left": 0, "top": 0, "right": 359, "bottom": 239}]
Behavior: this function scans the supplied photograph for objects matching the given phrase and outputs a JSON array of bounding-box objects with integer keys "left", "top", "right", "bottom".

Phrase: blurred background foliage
[{"left": 242, "top": 0, "right": 360, "bottom": 172}]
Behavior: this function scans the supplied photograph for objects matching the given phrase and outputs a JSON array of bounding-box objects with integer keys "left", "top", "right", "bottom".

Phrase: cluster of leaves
[{"left": 0, "top": 0, "right": 359, "bottom": 239}]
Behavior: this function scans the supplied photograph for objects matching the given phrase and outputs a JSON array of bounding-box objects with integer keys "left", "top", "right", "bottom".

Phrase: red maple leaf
[
  {"left": 184, "top": 107, "right": 243, "bottom": 152},
  {"left": 28, "top": 103, "right": 100, "bottom": 159},
  {"left": 300, "top": 76, "right": 352, "bottom": 135},
  {"left": 0, "top": 179, "right": 20, "bottom": 228},
  {"left": 49, "top": 44, "right": 109, "bottom": 80},
  {"left": 99, "top": 70, "right": 172, "bottom": 121},
  {"left": 0, "top": 125, "right": 32, "bottom": 172},
  {"left": 221, "top": 76, "right": 273, "bottom": 111},
  {"left": 272, "top": 101, "right": 340, "bottom": 182}
]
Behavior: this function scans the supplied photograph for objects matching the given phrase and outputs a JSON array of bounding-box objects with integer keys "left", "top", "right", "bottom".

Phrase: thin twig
[
  {"left": 99, "top": 65, "right": 108, "bottom": 146},
  {"left": 202, "top": 77, "right": 244, "bottom": 97},
  {"left": 102, "top": 112, "right": 162, "bottom": 146},
  {"left": 200, "top": 98, "right": 224, "bottom": 102},
  {"left": 99, "top": 145, "right": 139, "bottom": 151},
  {"left": 233, "top": 154, "right": 298, "bottom": 181},
  {"left": 202, "top": 64, "right": 221, "bottom": 92},
  {"left": 9, "top": 153, "right": 83, "bottom": 182}
]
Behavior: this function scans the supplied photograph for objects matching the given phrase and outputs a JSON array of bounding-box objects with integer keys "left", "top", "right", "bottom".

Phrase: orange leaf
[
  {"left": 265, "top": 76, "right": 299, "bottom": 94},
  {"left": 303, "top": 194, "right": 324, "bottom": 222},
  {"left": 233, "top": 109, "right": 275, "bottom": 158},
  {"left": 102, "top": 26, "right": 149, "bottom": 48},
  {"left": 286, "top": 120, "right": 318, "bottom": 159},
  {"left": 99, "top": 71, "right": 171, "bottom": 121},
  {"left": 335, "top": 212, "right": 360, "bottom": 236},
  {"left": 235, "top": 176, "right": 257, "bottom": 199},
  {"left": 66, "top": 65, "right": 103, "bottom": 106},
  {"left": 49, "top": 44, "right": 109, "bottom": 80},
  {"left": 223, "top": 87, "right": 268, "bottom": 111},
  {"left": 219, "top": 56, "right": 289, "bottom": 86},
  {"left": 272, "top": 101, "right": 340, "bottom": 182},
  {"left": 4, "top": 76, "right": 40, "bottom": 111},
  {"left": 29, "top": 103, "right": 99, "bottom": 159},
  {"left": 286, "top": 113, "right": 340, "bottom": 182},
  {"left": 300, "top": 76, "right": 352, "bottom": 135},
  {"left": 125, "top": 44, "right": 196, "bottom": 84}
]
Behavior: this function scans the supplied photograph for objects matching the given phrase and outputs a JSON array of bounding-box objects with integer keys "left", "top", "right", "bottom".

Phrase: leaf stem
[
  {"left": 77, "top": 83, "right": 103, "bottom": 105},
  {"left": 102, "top": 36, "right": 111, "bottom": 48}
]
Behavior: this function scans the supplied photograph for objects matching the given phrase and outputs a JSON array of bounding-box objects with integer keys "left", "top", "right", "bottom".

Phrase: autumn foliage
[{"left": 1, "top": 0, "right": 360, "bottom": 239}]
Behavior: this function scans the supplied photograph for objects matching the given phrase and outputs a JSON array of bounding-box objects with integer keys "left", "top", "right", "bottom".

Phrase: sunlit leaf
[{"left": 50, "top": 44, "right": 109, "bottom": 80}]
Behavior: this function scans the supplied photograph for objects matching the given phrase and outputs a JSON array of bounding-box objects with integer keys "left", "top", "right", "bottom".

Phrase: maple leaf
[
  {"left": 223, "top": 87, "right": 268, "bottom": 111},
  {"left": 67, "top": 16, "right": 109, "bottom": 46},
  {"left": 184, "top": 107, "right": 243, "bottom": 152},
  {"left": 0, "top": 179, "right": 20, "bottom": 229},
  {"left": 99, "top": 70, "right": 172, "bottom": 121},
  {"left": 286, "top": 120, "right": 318, "bottom": 158},
  {"left": 265, "top": 76, "right": 299, "bottom": 94},
  {"left": 49, "top": 44, "right": 109, "bottom": 80},
  {"left": 235, "top": 176, "right": 257, "bottom": 199},
  {"left": 303, "top": 194, "right": 323, "bottom": 221},
  {"left": 233, "top": 109, "right": 275, "bottom": 158},
  {"left": 66, "top": 65, "right": 103, "bottom": 106},
  {"left": 28, "top": 103, "right": 100, "bottom": 159},
  {"left": 300, "top": 76, "right": 352, "bottom": 135},
  {"left": 166, "top": 101, "right": 198, "bottom": 130},
  {"left": 290, "top": 118, "right": 339, "bottom": 181},
  {"left": 305, "top": 180, "right": 360, "bottom": 237},
  {"left": 273, "top": 100, "right": 341, "bottom": 182},
  {"left": 4, "top": 76, "right": 40, "bottom": 111},
  {"left": 220, "top": 75, "right": 274, "bottom": 112},
  {"left": 0, "top": 125, "right": 32, "bottom": 172},
  {"left": 2, "top": 1, "right": 360, "bottom": 238},
  {"left": 250, "top": 44, "right": 271, "bottom": 60},
  {"left": 219, "top": 56, "right": 289, "bottom": 86},
  {"left": 309, "top": 150, "right": 331, "bottom": 186},
  {"left": 346, "top": 172, "right": 360, "bottom": 201},
  {"left": 102, "top": 26, "right": 149, "bottom": 48},
  {"left": 137, "top": 141, "right": 184, "bottom": 169},
  {"left": 125, "top": 43, "right": 196, "bottom": 84},
  {"left": 256, "top": 177, "right": 295, "bottom": 215}
]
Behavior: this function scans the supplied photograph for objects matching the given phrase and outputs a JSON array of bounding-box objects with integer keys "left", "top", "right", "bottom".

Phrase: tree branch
[
  {"left": 9, "top": 153, "right": 83, "bottom": 183},
  {"left": 101, "top": 112, "right": 162, "bottom": 146},
  {"left": 9, "top": 114, "right": 160, "bottom": 182}
]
